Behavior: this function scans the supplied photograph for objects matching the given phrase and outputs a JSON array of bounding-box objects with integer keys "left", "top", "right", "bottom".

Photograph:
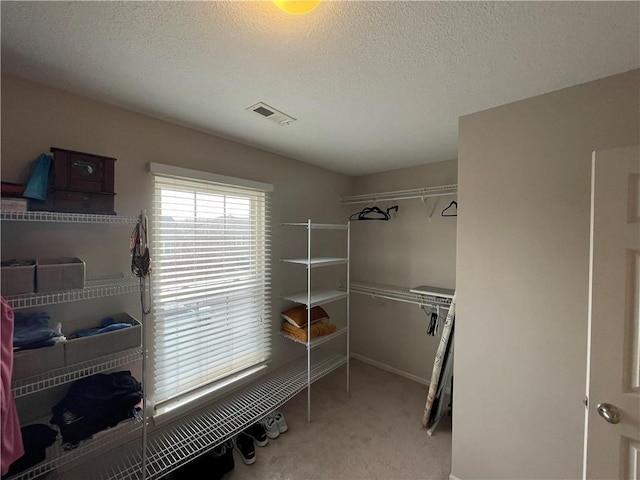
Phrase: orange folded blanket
[{"left": 281, "top": 321, "right": 337, "bottom": 342}]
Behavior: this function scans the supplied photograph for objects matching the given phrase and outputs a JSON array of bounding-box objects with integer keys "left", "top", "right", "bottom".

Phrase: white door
[{"left": 584, "top": 145, "right": 640, "bottom": 479}]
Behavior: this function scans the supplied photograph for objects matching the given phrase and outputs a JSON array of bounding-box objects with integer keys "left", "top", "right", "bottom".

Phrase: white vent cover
[{"left": 246, "top": 102, "right": 296, "bottom": 126}]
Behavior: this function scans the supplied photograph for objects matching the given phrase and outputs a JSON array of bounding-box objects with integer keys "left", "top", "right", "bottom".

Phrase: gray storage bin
[
  {"left": 12, "top": 342, "right": 65, "bottom": 380},
  {"left": 37, "top": 257, "right": 85, "bottom": 293},
  {"left": 64, "top": 312, "right": 142, "bottom": 366},
  {"left": 1, "top": 259, "right": 36, "bottom": 296}
]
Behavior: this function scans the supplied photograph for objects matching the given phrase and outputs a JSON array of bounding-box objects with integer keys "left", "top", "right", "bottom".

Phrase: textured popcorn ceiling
[{"left": 1, "top": 1, "right": 638, "bottom": 176}]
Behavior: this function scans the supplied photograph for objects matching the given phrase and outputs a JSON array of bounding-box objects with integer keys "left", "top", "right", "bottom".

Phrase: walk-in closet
[
  {"left": 2, "top": 3, "right": 638, "bottom": 480},
  {"left": 0, "top": 76, "right": 458, "bottom": 479}
]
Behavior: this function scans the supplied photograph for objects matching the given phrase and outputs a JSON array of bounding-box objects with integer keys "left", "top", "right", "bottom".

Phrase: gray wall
[
  {"left": 1, "top": 73, "right": 352, "bottom": 420},
  {"left": 453, "top": 69, "right": 639, "bottom": 479},
  {"left": 347, "top": 160, "right": 458, "bottom": 382}
]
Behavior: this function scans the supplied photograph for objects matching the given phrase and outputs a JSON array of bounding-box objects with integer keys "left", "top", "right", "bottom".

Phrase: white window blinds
[{"left": 150, "top": 166, "right": 271, "bottom": 409}]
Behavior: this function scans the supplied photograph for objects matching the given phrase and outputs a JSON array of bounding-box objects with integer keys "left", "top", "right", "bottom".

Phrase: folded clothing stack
[
  {"left": 13, "top": 311, "right": 64, "bottom": 350},
  {"left": 50, "top": 370, "right": 143, "bottom": 449},
  {"left": 68, "top": 316, "right": 132, "bottom": 338},
  {"left": 281, "top": 305, "right": 329, "bottom": 328},
  {"left": 281, "top": 321, "right": 337, "bottom": 342}
]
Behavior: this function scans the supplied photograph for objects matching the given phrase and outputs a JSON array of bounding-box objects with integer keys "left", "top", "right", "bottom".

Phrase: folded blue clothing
[
  {"left": 73, "top": 323, "right": 131, "bottom": 338},
  {"left": 14, "top": 339, "right": 56, "bottom": 351},
  {"left": 13, "top": 311, "right": 62, "bottom": 348}
]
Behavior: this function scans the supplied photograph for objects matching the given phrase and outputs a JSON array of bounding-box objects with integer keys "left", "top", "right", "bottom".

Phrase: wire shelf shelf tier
[
  {"left": 87, "top": 351, "right": 347, "bottom": 480},
  {"left": 283, "top": 289, "right": 348, "bottom": 308},
  {"left": 280, "top": 257, "right": 348, "bottom": 268},
  {"left": 4, "top": 276, "right": 142, "bottom": 310},
  {"left": 5, "top": 414, "right": 143, "bottom": 480},
  {"left": 0, "top": 211, "right": 140, "bottom": 224},
  {"left": 280, "top": 325, "right": 348, "bottom": 349},
  {"left": 12, "top": 347, "right": 143, "bottom": 399},
  {"left": 349, "top": 281, "right": 453, "bottom": 309},
  {"left": 281, "top": 222, "right": 349, "bottom": 230},
  {"left": 339, "top": 184, "right": 458, "bottom": 205}
]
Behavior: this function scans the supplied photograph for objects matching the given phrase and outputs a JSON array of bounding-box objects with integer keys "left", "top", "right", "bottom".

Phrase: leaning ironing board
[{"left": 411, "top": 286, "right": 456, "bottom": 435}]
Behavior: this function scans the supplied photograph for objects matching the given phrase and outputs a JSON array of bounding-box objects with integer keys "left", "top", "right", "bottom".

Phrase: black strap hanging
[{"left": 130, "top": 218, "right": 151, "bottom": 278}]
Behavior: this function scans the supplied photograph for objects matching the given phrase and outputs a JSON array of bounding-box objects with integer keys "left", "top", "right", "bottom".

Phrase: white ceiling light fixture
[{"left": 246, "top": 102, "right": 297, "bottom": 126}]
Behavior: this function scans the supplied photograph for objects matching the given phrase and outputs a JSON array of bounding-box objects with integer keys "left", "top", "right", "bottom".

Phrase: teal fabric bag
[{"left": 22, "top": 153, "right": 52, "bottom": 200}]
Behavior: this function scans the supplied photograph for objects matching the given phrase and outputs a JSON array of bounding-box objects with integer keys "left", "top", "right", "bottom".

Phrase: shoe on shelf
[
  {"left": 260, "top": 414, "right": 280, "bottom": 439},
  {"left": 211, "top": 439, "right": 235, "bottom": 474},
  {"left": 273, "top": 411, "right": 288, "bottom": 433},
  {"left": 234, "top": 432, "right": 256, "bottom": 465},
  {"left": 171, "top": 452, "right": 224, "bottom": 480},
  {"left": 243, "top": 422, "right": 269, "bottom": 447}
]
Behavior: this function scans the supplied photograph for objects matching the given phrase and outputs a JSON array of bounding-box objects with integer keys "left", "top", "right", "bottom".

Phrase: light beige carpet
[{"left": 225, "top": 358, "right": 452, "bottom": 480}]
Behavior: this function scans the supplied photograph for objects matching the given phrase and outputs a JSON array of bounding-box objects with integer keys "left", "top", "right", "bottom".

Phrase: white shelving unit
[
  {"left": 280, "top": 220, "right": 350, "bottom": 423},
  {"left": 83, "top": 350, "right": 347, "bottom": 480},
  {"left": 339, "top": 184, "right": 457, "bottom": 205},
  {"left": 1, "top": 211, "right": 147, "bottom": 480}
]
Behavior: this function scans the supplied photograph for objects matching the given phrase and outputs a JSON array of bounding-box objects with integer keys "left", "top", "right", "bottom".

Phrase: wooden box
[
  {"left": 30, "top": 189, "right": 116, "bottom": 215},
  {"left": 28, "top": 147, "right": 117, "bottom": 215},
  {"left": 51, "top": 147, "right": 116, "bottom": 194}
]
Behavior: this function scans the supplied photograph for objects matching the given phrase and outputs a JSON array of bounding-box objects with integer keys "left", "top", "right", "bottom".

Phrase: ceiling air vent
[{"left": 246, "top": 102, "right": 296, "bottom": 126}]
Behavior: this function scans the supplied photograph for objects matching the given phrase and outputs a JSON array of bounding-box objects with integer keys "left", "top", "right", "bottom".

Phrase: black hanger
[
  {"left": 350, "top": 205, "right": 399, "bottom": 221},
  {"left": 441, "top": 201, "right": 457, "bottom": 217}
]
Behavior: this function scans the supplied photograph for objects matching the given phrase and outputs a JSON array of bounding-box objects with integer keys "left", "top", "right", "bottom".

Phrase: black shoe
[
  {"left": 233, "top": 432, "right": 256, "bottom": 465},
  {"left": 243, "top": 422, "right": 268, "bottom": 447},
  {"left": 172, "top": 453, "right": 224, "bottom": 480},
  {"left": 212, "top": 439, "right": 235, "bottom": 474}
]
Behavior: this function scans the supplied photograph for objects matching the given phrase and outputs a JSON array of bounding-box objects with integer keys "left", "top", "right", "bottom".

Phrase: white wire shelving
[
  {"left": 0, "top": 210, "right": 139, "bottom": 224},
  {"left": 12, "top": 347, "right": 143, "bottom": 399},
  {"left": 280, "top": 324, "right": 349, "bottom": 349},
  {"left": 280, "top": 220, "right": 350, "bottom": 426},
  {"left": 349, "top": 281, "right": 453, "bottom": 309},
  {"left": 283, "top": 288, "right": 348, "bottom": 308},
  {"left": 280, "top": 257, "right": 348, "bottom": 268},
  {"left": 2, "top": 209, "right": 148, "bottom": 480},
  {"left": 84, "top": 351, "right": 347, "bottom": 480},
  {"left": 281, "top": 222, "right": 349, "bottom": 230},
  {"left": 339, "top": 184, "right": 457, "bottom": 205},
  {"left": 4, "top": 276, "right": 142, "bottom": 310},
  {"left": 5, "top": 414, "right": 143, "bottom": 480}
]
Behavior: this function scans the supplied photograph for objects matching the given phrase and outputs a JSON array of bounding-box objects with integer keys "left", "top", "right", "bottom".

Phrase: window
[{"left": 149, "top": 163, "right": 272, "bottom": 413}]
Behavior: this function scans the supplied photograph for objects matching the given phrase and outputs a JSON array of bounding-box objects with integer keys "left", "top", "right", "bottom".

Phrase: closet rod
[
  {"left": 349, "top": 282, "right": 452, "bottom": 310},
  {"left": 339, "top": 184, "right": 457, "bottom": 205}
]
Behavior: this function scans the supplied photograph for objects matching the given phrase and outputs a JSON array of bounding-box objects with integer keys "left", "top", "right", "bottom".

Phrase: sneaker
[
  {"left": 273, "top": 411, "right": 288, "bottom": 433},
  {"left": 233, "top": 432, "right": 256, "bottom": 465},
  {"left": 260, "top": 414, "right": 280, "bottom": 439},
  {"left": 172, "top": 452, "right": 224, "bottom": 480},
  {"left": 211, "top": 439, "right": 235, "bottom": 474},
  {"left": 243, "top": 422, "right": 268, "bottom": 447}
]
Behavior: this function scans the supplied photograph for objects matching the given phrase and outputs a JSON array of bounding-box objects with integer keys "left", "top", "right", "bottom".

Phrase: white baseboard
[
  {"left": 350, "top": 352, "right": 430, "bottom": 386},
  {"left": 449, "top": 475, "right": 462, "bottom": 480}
]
